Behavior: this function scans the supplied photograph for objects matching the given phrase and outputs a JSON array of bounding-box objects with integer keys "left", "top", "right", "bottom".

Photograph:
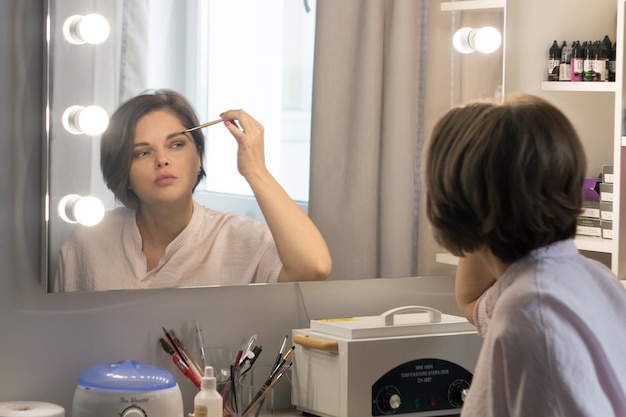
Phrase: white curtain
[{"left": 309, "top": 0, "right": 429, "bottom": 280}]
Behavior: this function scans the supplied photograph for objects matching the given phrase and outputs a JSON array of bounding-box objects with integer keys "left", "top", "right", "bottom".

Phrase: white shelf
[
  {"left": 440, "top": 0, "right": 505, "bottom": 11},
  {"left": 435, "top": 253, "right": 459, "bottom": 266},
  {"left": 621, "top": 136, "right": 626, "bottom": 147},
  {"left": 541, "top": 81, "right": 617, "bottom": 92},
  {"left": 437, "top": 237, "right": 612, "bottom": 266},
  {"left": 574, "top": 235, "right": 614, "bottom": 253}
]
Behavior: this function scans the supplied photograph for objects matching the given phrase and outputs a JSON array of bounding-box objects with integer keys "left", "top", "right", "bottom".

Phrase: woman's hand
[
  {"left": 220, "top": 109, "right": 267, "bottom": 180},
  {"left": 455, "top": 253, "right": 498, "bottom": 324}
]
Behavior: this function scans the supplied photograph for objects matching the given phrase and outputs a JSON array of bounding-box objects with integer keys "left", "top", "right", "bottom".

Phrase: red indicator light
[{"left": 429, "top": 397, "right": 437, "bottom": 407}]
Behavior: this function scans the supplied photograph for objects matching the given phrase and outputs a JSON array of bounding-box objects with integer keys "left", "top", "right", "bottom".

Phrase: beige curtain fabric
[
  {"left": 118, "top": 0, "right": 150, "bottom": 102},
  {"left": 309, "top": 0, "right": 428, "bottom": 280}
]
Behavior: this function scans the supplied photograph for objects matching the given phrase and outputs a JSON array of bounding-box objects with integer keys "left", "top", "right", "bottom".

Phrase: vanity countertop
[{"left": 273, "top": 410, "right": 460, "bottom": 417}]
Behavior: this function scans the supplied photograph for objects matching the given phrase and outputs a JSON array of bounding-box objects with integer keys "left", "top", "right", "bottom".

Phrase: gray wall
[{"left": 0, "top": 1, "right": 458, "bottom": 415}]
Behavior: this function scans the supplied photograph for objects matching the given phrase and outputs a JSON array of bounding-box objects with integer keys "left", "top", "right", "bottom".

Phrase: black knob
[{"left": 447, "top": 379, "right": 470, "bottom": 408}]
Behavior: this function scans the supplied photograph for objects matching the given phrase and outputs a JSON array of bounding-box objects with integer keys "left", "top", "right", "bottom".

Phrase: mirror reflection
[
  {"left": 45, "top": 0, "right": 506, "bottom": 293},
  {"left": 54, "top": 91, "right": 331, "bottom": 291},
  {"left": 45, "top": 0, "right": 323, "bottom": 292}
]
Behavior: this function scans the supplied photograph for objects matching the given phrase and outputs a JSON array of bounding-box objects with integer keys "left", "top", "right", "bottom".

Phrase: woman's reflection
[{"left": 53, "top": 89, "right": 331, "bottom": 291}]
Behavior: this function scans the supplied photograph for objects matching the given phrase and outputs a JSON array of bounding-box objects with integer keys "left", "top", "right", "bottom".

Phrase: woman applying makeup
[{"left": 54, "top": 89, "right": 332, "bottom": 291}]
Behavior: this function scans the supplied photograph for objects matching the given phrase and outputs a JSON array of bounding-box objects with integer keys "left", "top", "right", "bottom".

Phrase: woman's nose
[{"left": 155, "top": 152, "right": 170, "bottom": 168}]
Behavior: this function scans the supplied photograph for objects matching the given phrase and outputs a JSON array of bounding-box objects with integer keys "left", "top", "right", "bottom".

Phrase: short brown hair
[
  {"left": 425, "top": 94, "right": 586, "bottom": 262},
  {"left": 100, "top": 89, "right": 206, "bottom": 210}
]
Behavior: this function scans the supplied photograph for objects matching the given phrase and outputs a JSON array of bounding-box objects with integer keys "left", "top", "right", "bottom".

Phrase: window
[
  {"left": 195, "top": 0, "right": 316, "bottom": 217},
  {"left": 145, "top": 0, "right": 315, "bottom": 219}
]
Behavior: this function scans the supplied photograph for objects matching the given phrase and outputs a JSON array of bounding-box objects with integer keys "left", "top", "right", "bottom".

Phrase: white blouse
[
  {"left": 54, "top": 201, "right": 282, "bottom": 291},
  {"left": 465, "top": 239, "right": 626, "bottom": 417}
]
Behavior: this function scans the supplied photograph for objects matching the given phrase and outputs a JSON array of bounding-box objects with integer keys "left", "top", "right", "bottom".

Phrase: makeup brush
[{"left": 166, "top": 118, "right": 223, "bottom": 139}]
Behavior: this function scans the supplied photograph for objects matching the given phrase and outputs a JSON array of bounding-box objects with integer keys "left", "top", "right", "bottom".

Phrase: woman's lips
[{"left": 155, "top": 174, "right": 177, "bottom": 185}]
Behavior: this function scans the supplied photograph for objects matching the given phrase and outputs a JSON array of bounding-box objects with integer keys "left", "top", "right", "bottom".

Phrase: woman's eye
[
  {"left": 171, "top": 141, "right": 185, "bottom": 149},
  {"left": 134, "top": 150, "right": 150, "bottom": 158}
]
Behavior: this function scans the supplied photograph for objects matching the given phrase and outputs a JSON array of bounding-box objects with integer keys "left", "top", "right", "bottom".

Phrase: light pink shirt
[
  {"left": 54, "top": 202, "right": 282, "bottom": 291},
  {"left": 462, "top": 239, "right": 626, "bottom": 417}
]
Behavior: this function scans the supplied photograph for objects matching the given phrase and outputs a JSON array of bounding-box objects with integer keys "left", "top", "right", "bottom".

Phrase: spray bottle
[{"left": 194, "top": 366, "right": 223, "bottom": 417}]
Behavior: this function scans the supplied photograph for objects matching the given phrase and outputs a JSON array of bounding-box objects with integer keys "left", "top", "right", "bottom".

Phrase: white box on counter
[{"left": 291, "top": 306, "right": 482, "bottom": 417}]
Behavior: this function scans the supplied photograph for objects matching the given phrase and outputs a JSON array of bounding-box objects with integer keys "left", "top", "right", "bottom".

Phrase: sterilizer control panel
[{"left": 372, "top": 358, "right": 472, "bottom": 415}]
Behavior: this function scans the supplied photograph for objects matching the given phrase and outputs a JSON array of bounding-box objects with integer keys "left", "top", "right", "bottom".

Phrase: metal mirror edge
[{"left": 42, "top": 0, "right": 51, "bottom": 291}]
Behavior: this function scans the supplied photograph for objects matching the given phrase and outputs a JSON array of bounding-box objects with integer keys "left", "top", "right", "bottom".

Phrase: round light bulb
[
  {"left": 73, "top": 196, "right": 105, "bottom": 226},
  {"left": 58, "top": 194, "right": 105, "bottom": 226},
  {"left": 77, "top": 105, "right": 109, "bottom": 136},
  {"left": 63, "top": 14, "right": 110, "bottom": 45},
  {"left": 78, "top": 14, "right": 110, "bottom": 45},
  {"left": 58, "top": 194, "right": 81, "bottom": 224},
  {"left": 473, "top": 26, "right": 501, "bottom": 54},
  {"left": 62, "top": 105, "right": 109, "bottom": 136},
  {"left": 452, "top": 27, "right": 474, "bottom": 54}
]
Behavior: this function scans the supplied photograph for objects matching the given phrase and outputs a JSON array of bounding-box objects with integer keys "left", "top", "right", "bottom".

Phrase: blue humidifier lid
[{"left": 77, "top": 360, "right": 177, "bottom": 391}]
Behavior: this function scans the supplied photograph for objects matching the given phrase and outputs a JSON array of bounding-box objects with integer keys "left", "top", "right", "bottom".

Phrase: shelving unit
[
  {"left": 435, "top": 253, "right": 459, "bottom": 266},
  {"left": 535, "top": 0, "right": 625, "bottom": 280},
  {"left": 440, "top": 0, "right": 505, "bottom": 12},
  {"left": 535, "top": 1, "right": 625, "bottom": 280},
  {"left": 435, "top": 0, "right": 626, "bottom": 284},
  {"left": 541, "top": 75, "right": 619, "bottom": 262},
  {"left": 616, "top": 0, "right": 625, "bottom": 282},
  {"left": 573, "top": 235, "right": 615, "bottom": 253},
  {"left": 540, "top": 81, "right": 617, "bottom": 93}
]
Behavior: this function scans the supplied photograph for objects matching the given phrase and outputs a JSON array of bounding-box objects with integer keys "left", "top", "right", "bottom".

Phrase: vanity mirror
[
  {"left": 43, "top": 0, "right": 317, "bottom": 292},
  {"left": 43, "top": 0, "right": 506, "bottom": 293}
]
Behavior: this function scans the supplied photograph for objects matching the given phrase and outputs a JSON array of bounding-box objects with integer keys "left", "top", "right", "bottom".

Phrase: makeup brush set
[{"left": 159, "top": 323, "right": 293, "bottom": 417}]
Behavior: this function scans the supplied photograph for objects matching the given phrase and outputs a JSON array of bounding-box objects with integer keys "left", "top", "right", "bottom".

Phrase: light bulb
[
  {"left": 453, "top": 26, "right": 502, "bottom": 54},
  {"left": 63, "top": 14, "right": 110, "bottom": 45},
  {"left": 58, "top": 194, "right": 105, "bottom": 226},
  {"left": 473, "top": 26, "right": 501, "bottom": 54},
  {"left": 452, "top": 27, "right": 474, "bottom": 54},
  {"left": 62, "top": 105, "right": 109, "bottom": 136},
  {"left": 74, "top": 196, "right": 105, "bottom": 226}
]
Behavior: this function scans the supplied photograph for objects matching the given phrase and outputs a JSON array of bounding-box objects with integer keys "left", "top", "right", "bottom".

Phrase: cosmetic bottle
[
  {"left": 595, "top": 40, "right": 609, "bottom": 81},
  {"left": 571, "top": 41, "right": 583, "bottom": 82},
  {"left": 194, "top": 366, "right": 223, "bottom": 417},
  {"left": 607, "top": 36, "right": 616, "bottom": 82},
  {"left": 547, "top": 40, "right": 561, "bottom": 81},
  {"left": 583, "top": 41, "right": 595, "bottom": 81},
  {"left": 559, "top": 41, "right": 572, "bottom": 81},
  {"left": 609, "top": 42, "right": 616, "bottom": 81}
]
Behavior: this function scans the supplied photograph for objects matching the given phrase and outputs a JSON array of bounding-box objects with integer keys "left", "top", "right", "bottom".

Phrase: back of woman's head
[
  {"left": 426, "top": 94, "right": 586, "bottom": 262},
  {"left": 100, "top": 89, "right": 205, "bottom": 210}
]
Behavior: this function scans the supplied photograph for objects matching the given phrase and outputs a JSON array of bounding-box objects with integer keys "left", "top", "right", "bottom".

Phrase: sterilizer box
[{"left": 291, "top": 306, "right": 483, "bottom": 417}]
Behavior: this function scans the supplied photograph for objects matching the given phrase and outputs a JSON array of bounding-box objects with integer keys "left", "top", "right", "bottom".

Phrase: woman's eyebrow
[
  {"left": 165, "top": 131, "right": 187, "bottom": 140},
  {"left": 133, "top": 133, "right": 187, "bottom": 148}
]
